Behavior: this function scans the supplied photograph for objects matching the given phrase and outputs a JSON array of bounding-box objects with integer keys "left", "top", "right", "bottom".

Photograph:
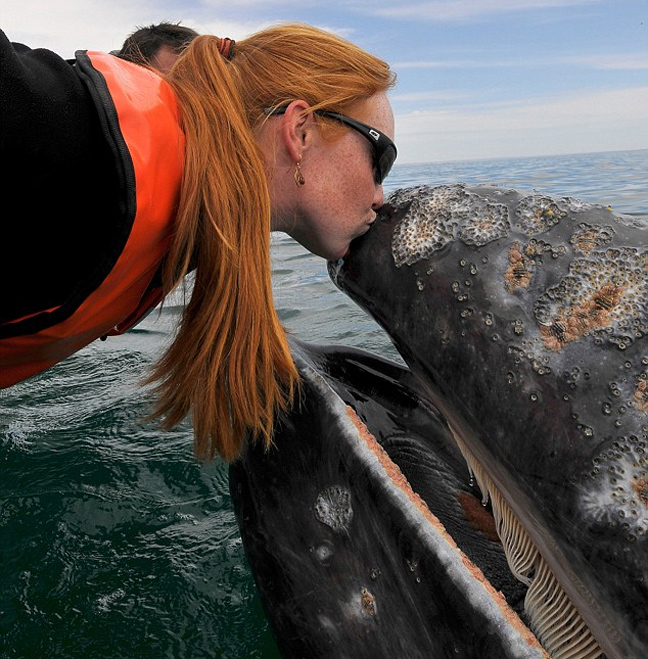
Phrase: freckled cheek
[
  {"left": 322, "top": 148, "right": 373, "bottom": 228},
  {"left": 338, "top": 140, "right": 373, "bottom": 189},
  {"left": 342, "top": 160, "right": 373, "bottom": 201}
]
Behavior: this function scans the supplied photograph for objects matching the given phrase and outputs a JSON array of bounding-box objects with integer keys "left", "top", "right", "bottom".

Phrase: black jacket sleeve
[{"left": 0, "top": 30, "right": 121, "bottom": 324}]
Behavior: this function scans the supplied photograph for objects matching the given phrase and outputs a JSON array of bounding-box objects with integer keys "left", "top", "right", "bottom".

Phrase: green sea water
[{"left": 1, "top": 149, "right": 646, "bottom": 658}]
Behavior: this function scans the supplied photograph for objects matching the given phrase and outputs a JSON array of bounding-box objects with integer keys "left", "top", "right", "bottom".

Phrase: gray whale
[{"left": 329, "top": 183, "right": 647, "bottom": 659}]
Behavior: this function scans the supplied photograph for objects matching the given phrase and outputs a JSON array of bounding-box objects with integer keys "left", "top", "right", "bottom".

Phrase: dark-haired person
[
  {"left": 117, "top": 21, "right": 198, "bottom": 73},
  {"left": 0, "top": 23, "right": 397, "bottom": 461}
]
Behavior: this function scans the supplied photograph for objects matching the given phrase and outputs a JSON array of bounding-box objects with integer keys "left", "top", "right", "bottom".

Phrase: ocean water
[{"left": 1, "top": 149, "right": 646, "bottom": 658}]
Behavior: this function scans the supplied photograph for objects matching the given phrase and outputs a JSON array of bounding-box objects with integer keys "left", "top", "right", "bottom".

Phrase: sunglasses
[{"left": 266, "top": 106, "right": 397, "bottom": 184}]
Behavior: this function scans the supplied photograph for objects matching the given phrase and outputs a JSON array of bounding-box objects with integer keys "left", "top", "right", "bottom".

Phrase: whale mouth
[
  {"left": 445, "top": 429, "right": 605, "bottom": 659},
  {"left": 339, "top": 379, "right": 604, "bottom": 659}
]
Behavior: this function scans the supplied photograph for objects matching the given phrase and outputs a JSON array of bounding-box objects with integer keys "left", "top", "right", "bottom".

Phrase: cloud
[
  {"left": 393, "top": 59, "right": 492, "bottom": 69},
  {"left": 395, "top": 85, "right": 648, "bottom": 162},
  {"left": 4, "top": 0, "right": 138, "bottom": 54},
  {"left": 569, "top": 54, "right": 648, "bottom": 70},
  {"left": 391, "top": 90, "right": 469, "bottom": 103},
  {"left": 375, "top": 0, "right": 604, "bottom": 21},
  {"left": 3, "top": 0, "right": 358, "bottom": 58},
  {"left": 393, "top": 52, "right": 648, "bottom": 71}
]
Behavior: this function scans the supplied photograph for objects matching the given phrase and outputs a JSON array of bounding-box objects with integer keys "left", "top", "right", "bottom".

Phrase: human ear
[{"left": 280, "top": 100, "right": 314, "bottom": 162}]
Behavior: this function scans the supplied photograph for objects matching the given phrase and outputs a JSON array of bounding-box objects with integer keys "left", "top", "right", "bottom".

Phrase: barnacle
[
  {"left": 390, "top": 185, "right": 510, "bottom": 267},
  {"left": 514, "top": 196, "right": 567, "bottom": 236},
  {"left": 535, "top": 247, "right": 647, "bottom": 351}
]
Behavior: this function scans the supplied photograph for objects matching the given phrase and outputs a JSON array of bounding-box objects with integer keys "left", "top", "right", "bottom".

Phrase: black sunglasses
[{"left": 266, "top": 106, "right": 397, "bottom": 184}]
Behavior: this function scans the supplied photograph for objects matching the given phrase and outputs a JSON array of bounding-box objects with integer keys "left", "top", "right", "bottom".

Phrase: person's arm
[{"left": 0, "top": 30, "right": 120, "bottom": 323}]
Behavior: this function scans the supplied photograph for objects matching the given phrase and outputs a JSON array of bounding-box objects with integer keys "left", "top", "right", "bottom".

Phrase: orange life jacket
[{"left": 0, "top": 51, "right": 185, "bottom": 387}]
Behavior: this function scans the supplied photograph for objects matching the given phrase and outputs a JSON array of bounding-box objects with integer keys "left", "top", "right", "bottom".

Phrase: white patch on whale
[
  {"left": 579, "top": 437, "right": 648, "bottom": 539},
  {"left": 390, "top": 184, "right": 510, "bottom": 267},
  {"left": 314, "top": 485, "right": 353, "bottom": 531}
]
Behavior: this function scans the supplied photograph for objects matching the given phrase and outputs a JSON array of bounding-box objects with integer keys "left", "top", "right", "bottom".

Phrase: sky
[{"left": 3, "top": 0, "right": 647, "bottom": 164}]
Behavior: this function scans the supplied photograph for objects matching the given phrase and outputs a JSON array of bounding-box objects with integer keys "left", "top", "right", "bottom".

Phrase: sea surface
[{"left": 1, "top": 148, "right": 646, "bottom": 658}]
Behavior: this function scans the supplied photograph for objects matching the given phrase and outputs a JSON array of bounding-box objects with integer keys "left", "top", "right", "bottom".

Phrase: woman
[{"left": 0, "top": 24, "right": 397, "bottom": 461}]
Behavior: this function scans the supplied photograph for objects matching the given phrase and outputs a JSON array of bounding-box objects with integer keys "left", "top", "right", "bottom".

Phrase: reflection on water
[{"left": 1, "top": 148, "right": 646, "bottom": 658}]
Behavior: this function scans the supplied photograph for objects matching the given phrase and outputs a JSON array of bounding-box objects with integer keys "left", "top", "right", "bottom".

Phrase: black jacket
[{"left": 0, "top": 29, "right": 122, "bottom": 324}]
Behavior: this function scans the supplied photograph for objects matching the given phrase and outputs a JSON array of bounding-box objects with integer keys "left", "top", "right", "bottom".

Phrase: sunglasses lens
[
  {"left": 311, "top": 109, "right": 396, "bottom": 184},
  {"left": 376, "top": 144, "right": 397, "bottom": 184}
]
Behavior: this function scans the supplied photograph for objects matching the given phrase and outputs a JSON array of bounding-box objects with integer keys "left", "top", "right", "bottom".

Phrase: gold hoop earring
[{"left": 294, "top": 162, "right": 305, "bottom": 187}]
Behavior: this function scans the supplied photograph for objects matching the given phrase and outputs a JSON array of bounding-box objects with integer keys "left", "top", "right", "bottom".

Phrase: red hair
[{"left": 149, "top": 24, "right": 395, "bottom": 461}]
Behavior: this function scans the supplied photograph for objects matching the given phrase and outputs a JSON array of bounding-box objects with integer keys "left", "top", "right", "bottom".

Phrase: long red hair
[{"left": 148, "top": 24, "right": 395, "bottom": 461}]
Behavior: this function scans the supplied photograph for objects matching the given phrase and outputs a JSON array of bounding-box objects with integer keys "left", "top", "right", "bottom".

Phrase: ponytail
[
  {"left": 147, "top": 25, "right": 394, "bottom": 461},
  {"left": 148, "top": 36, "right": 298, "bottom": 461}
]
